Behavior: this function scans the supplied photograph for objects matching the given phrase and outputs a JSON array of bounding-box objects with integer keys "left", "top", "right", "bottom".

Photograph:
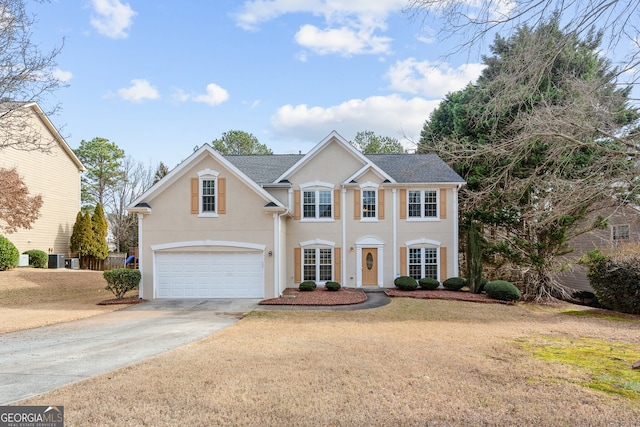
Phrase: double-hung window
[
  {"left": 613, "top": 224, "right": 630, "bottom": 242},
  {"left": 302, "top": 188, "right": 332, "bottom": 220},
  {"left": 303, "top": 248, "right": 333, "bottom": 282},
  {"left": 408, "top": 190, "right": 438, "bottom": 219},
  {"left": 196, "top": 169, "right": 220, "bottom": 217},
  {"left": 362, "top": 190, "right": 376, "bottom": 218},
  {"left": 408, "top": 247, "right": 438, "bottom": 280}
]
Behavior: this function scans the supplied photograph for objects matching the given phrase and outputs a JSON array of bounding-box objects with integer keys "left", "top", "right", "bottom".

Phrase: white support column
[
  {"left": 392, "top": 188, "right": 397, "bottom": 280},
  {"left": 273, "top": 213, "right": 280, "bottom": 298},
  {"left": 453, "top": 185, "right": 460, "bottom": 277},
  {"left": 136, "top": 213, "right": 144, "bottom": 299},
  {"left": 341, "top": 187, "right": 347, "bottom": 286}
]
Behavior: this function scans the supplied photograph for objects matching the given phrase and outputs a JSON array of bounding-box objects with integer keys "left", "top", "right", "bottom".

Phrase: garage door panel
[{"left": 155, "top": 251, "right": 264, "bottom": 298}]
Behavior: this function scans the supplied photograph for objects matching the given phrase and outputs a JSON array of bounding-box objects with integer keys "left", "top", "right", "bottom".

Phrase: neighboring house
[
  {"left": 0, "top": 102, "right": 85, "bottom": 257},
  {"left": 557, "top": 204, "right": 640, "bottom": 292},
  {"left": 127, "top": 131, "right": 465, "bottom": 299}
]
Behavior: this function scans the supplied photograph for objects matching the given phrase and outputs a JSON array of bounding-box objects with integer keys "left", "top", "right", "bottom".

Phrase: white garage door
[{"left": 155, "top": 251, "right": 264, "bottom": 298}]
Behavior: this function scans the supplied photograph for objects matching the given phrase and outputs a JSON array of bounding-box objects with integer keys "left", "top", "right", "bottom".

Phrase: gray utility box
[
  {"left": 65, "top": 258, "right": 80, "bottom": 270},
  {"left": 48, "top": 254, "right": 65, "bottom": 269}
]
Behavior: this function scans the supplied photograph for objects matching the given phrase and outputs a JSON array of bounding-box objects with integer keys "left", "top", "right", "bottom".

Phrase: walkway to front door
[{"left": 362, "top": 248, "right": 378, "bottom": 286}]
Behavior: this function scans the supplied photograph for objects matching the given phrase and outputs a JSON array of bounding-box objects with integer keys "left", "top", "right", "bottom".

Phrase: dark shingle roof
[
  {"left": 224, "top": 153, "right": 464, "bottom": 185},
  {"left": 224, "top": 154, "right": 304, "bottom": 184},
  {"left": 366, "top": 154, "right": 465, "bottom": 183}
]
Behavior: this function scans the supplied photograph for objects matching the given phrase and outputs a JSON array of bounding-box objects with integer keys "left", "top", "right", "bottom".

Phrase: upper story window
[
  {"left": 613, "top": 224, "right": 630, "bottom": 241},
  {"left": 193, "top": 168, "right": 225, "bottom": 217},
  {"left": 362, "top": 190, "right": 376, "bottom": 218},
  {"left": 303, "top": 190, "right": 332, "bottom": 219},
  {"left": 408, "top": 190, "right": 438, "bottom": 219},
  {"left": 299, "top": 182, "right": 335, "bottom": 221}
]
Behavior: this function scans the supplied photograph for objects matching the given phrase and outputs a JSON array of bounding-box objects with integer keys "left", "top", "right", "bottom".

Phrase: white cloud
[
  {"left": 271, "top": 94, "right": 439, "bottom": 150},
  {"left": 386, "top": 58, "right": 486, "bottom": 98},
  {"left": 295, "top": 24, "right": 391, "bottom": 56},
  {"left": 234, "top": 0, "right": 404, "bottom": 57},
  {"left": 192, "top": 83, "right": 229, "bottom": 106},
  {"left": 117, "top": 79, "right": 160, "bottom": 102},
  {"left": 90, "top": 0, "right": 137, "bottom": 39},
  {"left": 52, "top": 68, "right": 73, "bottom": 83}
]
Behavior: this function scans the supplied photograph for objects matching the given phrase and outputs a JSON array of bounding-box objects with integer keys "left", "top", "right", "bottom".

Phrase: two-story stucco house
[
  {"left": 127, "top": 131, "right": 465, "bottom": 299},
  {"left": 0, "top": 102, "right": 84, "bottom": 257}
]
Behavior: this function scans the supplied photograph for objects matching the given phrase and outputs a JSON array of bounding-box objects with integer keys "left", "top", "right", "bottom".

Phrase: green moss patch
[
  {"left": 561, "top": 309, "right": 636, "bottom": 322},
  {"left": 517, "top": 336, "right": 640, "bottom": 400}
]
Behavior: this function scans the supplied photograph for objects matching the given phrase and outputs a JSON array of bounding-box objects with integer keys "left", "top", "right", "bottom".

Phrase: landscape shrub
[
  {"left": 485, "top": 280, "right": 521, "bottom": 301},
  {"left": 419, "top": 277, "right": 439, "bottom": 290},
  {"left": 24, "top": 249, "right": 48, "bottom": 268},
  {"left": 103, "top": 268, "right": 141, "bottom": 299},
  {"left": 582, "top": 245, "right": 640, "bottom": 314},
  {"left": 325, "top": 281, "right": 341, "bottom": 291},
  {"left": 394, "top": 276, "right": 418, "bottom": 291},
  {"left": 443, "top": 277, "right": 467, "bottom": 291},
  {"left": 0, "top": 235, "right": 19, "bottom": 271},
  {"left": 299, "top": 280, "right": 317, "bottom": 292}
]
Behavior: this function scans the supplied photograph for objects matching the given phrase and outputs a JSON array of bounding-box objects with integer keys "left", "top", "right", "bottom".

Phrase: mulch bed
[
  {"left": 97, "top": 297, "right": 146, "bottom": 306},
  {"left": 259, "top": 287, "right": 367, "bottom": 306},
  {"left": 385, "top": 288, "right": 513, "bottom": 304}
]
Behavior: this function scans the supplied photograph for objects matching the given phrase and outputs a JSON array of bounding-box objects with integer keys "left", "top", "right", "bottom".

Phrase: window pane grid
[
  {"left": 319, "top": 191, "right": 332, "bottom": 218},
  {"left": 424, "top": 190, "right": 437, "bottom": 218},
  {"left": 303, "top": 191, "right": 316, "bottom": 218},
  {"left": 362, "top": 190, "right": 376, "bottom": 218},
  {"left": 408, "top": 247, "right": 438, "bottom": 280},
  {"left": 408, "top": 191, "right": 421, "bottom": 218},
  {"left": 303, "top": 248, "right": 333, "bottom": 282},
  {"left": 202, "top": 180, "right": 215, "bottom": 212},
  {"left": 409, "top": 248, "right": 422, "bottom": 280}
]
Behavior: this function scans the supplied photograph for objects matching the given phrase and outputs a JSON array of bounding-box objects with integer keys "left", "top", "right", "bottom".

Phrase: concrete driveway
[{"left": 0, "top": 299, "right": 260, "bottom": 405}]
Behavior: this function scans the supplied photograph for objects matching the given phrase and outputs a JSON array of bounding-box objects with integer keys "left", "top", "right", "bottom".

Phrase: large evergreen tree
[
  {"left": 419, "top": 17, "right": 640, "bottom": 300},
  {"left": 74, "top": 137, "right": 125, "bottom": 208}
]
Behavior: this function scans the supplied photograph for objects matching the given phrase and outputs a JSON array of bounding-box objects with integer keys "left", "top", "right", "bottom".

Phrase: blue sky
[{"left": 29, "top": 0, "right": 489, "bottom": 167}]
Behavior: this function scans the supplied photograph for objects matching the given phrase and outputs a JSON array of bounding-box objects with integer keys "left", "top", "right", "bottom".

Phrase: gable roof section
[
  {"left": 224, "top": 154, "right": 303, "bottom": 184},
  {"left": 366, "top": 154, "right": 465, "bottom": 183},
  {"left": 274, "top": 130, "right": 394, "bottom": 184},
  {"left": 127, "top": 144, "right": 285, "bottom": 211},
  {"left": 1, "top": 102, "right": 85, "bottom": 172}
]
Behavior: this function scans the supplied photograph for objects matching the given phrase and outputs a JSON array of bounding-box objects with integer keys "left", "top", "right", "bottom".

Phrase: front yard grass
[{"left": 19, "top": 298, "right": 640, "bottom": 426}]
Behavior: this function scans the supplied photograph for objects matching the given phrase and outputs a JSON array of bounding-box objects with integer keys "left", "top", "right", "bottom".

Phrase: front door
[{"left": 362, "top": 248, "right": 378, "bottom": 286}]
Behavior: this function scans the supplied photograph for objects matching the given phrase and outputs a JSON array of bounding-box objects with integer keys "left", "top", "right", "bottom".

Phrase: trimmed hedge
[
  {"left": 325, "top": 281, "right": 341, "bottom": 291},
  {"left": 103, "top": 268, "right": 141, "bottom": 299},
  {"left": 485, "top": 280, "right": 521, "bottom": 301},
  {"left": 299, "top": 280, "right": 317, "bottom": 292},
  {"left": 0, "top": 235, "right": 19, "bottom": 271},
  {"left": 419, "top": 277, "right": 440, "bottom": 290},
  {"left": 583, "top": 249, "right": 640, "bottom": 314},
  {"left": 394, "top": 276, "right": 418, "bottom": 291},
  {"left": 24, "top": 249, "right": 48, "bottom": 268},
  {"left": 443, "top": 277, "right": 467, "bottom": 291}
]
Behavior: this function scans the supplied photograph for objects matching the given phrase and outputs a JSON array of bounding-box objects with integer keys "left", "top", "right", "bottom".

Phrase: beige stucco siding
[
  {"left": 137, "top": 156, "right": 278, "bottom": 298},
  {"left": 0, "top": 111, "right": 82, "bottom": 256}
]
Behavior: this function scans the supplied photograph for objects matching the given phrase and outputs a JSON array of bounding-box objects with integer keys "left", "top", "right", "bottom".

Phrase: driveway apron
[{"left": 0, "top": 299, "right": 260, "bottom": 405}]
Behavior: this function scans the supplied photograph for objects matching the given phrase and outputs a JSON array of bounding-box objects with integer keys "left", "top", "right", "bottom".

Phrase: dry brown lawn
[
  {"left": 0, "top": 268, "right": 136, "bottom": 333},
  {"left": 5, "top": 269, "right": 640, "bottom": 425}
]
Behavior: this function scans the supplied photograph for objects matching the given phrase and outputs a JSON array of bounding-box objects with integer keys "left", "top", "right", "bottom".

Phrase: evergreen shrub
[
  {"left": 325, "top": 281, "right": 341, "bottom": 291},
  {"left": 299, "top": 280, "right": 317, "bottom": 291},
  {"left": 419, "top": 277, "right": 440, "bottom": 290},
  {"left": 0, "top": 235, "right": 19, "bottom": 271},
  {"left": 24, "top": 250, "right": 48, "bottom": 268},
  {"left": 484, "top": 280, "right": 521, "bottom": 301},
  {"left": 103, "top": 268, "right": 141, "bottom": 299},
  {"left": 394, "top": 276, "right": 418, "bottom": 291},
  {"left": 443, "top": 277, "right": 467, "bottom": 291}
]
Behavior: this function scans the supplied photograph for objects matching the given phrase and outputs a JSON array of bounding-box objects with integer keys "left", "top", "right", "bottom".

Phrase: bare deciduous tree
[
  {"left": 0, "top": 167, "right": 43, "bottom": 233},
  {"left": 0, "top": 0, "right": 65, "bottom": 152}
]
